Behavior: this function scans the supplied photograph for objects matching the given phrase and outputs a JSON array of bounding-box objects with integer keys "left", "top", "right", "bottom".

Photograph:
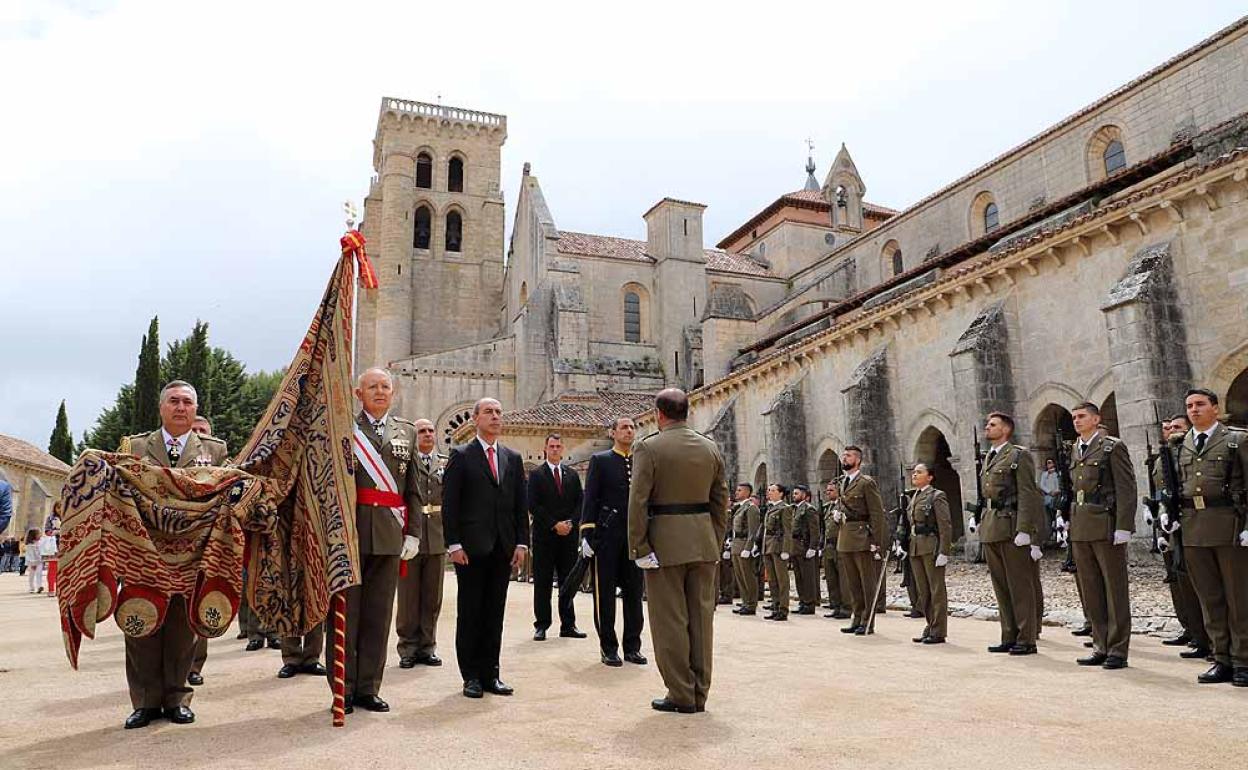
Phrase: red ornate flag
[{"left": 341, "top": 229, "right": 377, "bottom": 290}]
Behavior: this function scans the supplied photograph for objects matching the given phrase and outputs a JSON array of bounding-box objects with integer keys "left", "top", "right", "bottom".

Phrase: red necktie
[
  {"left": 554, "top": 466, "right": 562, "bottom": 494},
  {"left": 487, "top": 445, "right": 498, "bottom": 482}
]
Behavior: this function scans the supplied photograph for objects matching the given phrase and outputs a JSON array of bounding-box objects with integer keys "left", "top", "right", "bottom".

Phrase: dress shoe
[
  {"left": 533, "top": 628, "right": 547, "bottom": 642},
  {"left": 187, "top": 672, "right": 204, "bottom": 686},
  {"left": 716, "top": 596, "right": 734, "bottom": 605},
  {"left": 736, "top": 608, "right": 756, "bottom": 616},
  {"left": 854, "top": 626, "right": 868, "bottom": 636},
  {"left": 342, "top": 696, "right": 354, "bottom": 714},
  {"left": 300, "top": 662, "right": 327, "bottom": 676},
  {"left": 1071, "top": 626, "right": 1092, "bottom": 637},
  {"left": 266, "top": 637, "right": 281, "bottom": 650},
  {"left": 987, "top": 643, "right": 1015, "bottom": 653},
  {"left": 354, "top": 695, "right": 390, "bottom": 712},
  {"left": 1077, "top": 652, "right": 1108, "bottom": 666},
  {"left": 245, "top": 639, "right": 264, "bottom": 651},
  {"left": 841, "top": 625, "right": 861, "bottom": 634},
  {"left": 463, "top": 680, "right": 484, "bottom": 698},
  {"left": 906, "top": 609, "right": 925, "bottom": 619},
  {"left": 236, "top": 630, "right": 248, "bottom": 640},
  {"left": 602, "top": 652, "right": 624, "bottom": 667},
  {"left": 1102, "top": 655, "right": 1128, "bottom": 670},
  {"left": 624, "top": 651, "right": 647, "bottom": 665},
  {"left": 277, "top": 664, "right": 299, "bottom": 679},
  {"left": 413, "top": 654, "right": 441, "bottom": 667},
  {"left": 559, "top": 627, "right": 588, "bottom": 639},
  {"left": 1009, "top": 644, "right": 1038, "bottom": 656},
  {"left": 1180, "top": 646, "right": 1212, "bottom": 659},
  {"left": 695, "top": 704, "right": 706, "bottom": 713},
  {"left": 651, "top": 698, "right": 696, "bottom": 714},
  {"left": 1083, "top": 641, "right": 1094, "bottom": 648},
  {"left": 1198, "top": 662, "right": 1233, "bottom": 684},
  {"left": 912, "top": 636, "right": 929, "bottom": 644},
  {"left": 398, "top": 656, "right": 417, "bottom": 669},
  {"left": 832, "top": 609, "right": 851, "bottom": 619},
  {"left": 164, "top": 706, "right": 195, "bottom": 724},
  {"left": 923, "top": 637, "right": 946, "bottom": 645},
  {"left": 1161, "top": 633, "right": 1192, "bottom": 646},
  {"left": 124, "top": 708, "right": 161, "bottom": 730},
  {"left": 1233, "top": 668, "right": 1248, "bottom": 687},
  {"left": 483, "top": 679, "right": 514, "bottom": 696},
  {"left": 773, "top": 614, "right": 789, "bottom": 622},
  {"left": 763, "top": 612, "right": 779, "bottom": 620}
]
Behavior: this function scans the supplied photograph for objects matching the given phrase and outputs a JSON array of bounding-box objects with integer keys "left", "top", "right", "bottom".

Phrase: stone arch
[
  {"left": 415, "top": 149, "right": 434, "bottom": 189},
  {"left": 443, "top": 204, "right": 466, "bottom": 253},
  {"left": 1086, "top": 124, "right": 1126, "bottom": 182},
  {"left": 752, "top": 461, "right": 768, "bottom": 500},
  {"left": 621, "top": 282, "right": 651, "bottom": 343},
  {"left": 969, "top": 191, "right": 999, "bottom": 238},
  {"left": 914, "top": 425, "right": 964, "bottom": 541},
  {"left": 1033, "top": 402, "right": 1076, "bottom": 465},
  {"left": 435, "top": 401, "right": 476, "bottom": 452},
  {"left": 1099, "top": 392, "right": 1119, "bottom": 436},
  {"left": 1026, "top": 380, "right": 1084, "bottom": 439},
  {"left": 447, "top": 151, "right": 466, "bottom": 193},
  {"left": 880, "top": 239, "right": 903, "bottom": 280},
  {"left": 816, "top": 448, "right": 840, "bottom": 487},
  {"left": 1084, "top": 368, "right": 1116, "bottom": 410},
  {"left": 1227, "top": 367, "right": 1248, "bottom": 428},
  {"left": 1209, "top": 340, "right": 1248, "bottom": 409},
  {"left": 412, "top": 200, "right": 433, "bottom": 250},
  {"left": 904, "top": 407, "right": 957, "bottom": 452}
]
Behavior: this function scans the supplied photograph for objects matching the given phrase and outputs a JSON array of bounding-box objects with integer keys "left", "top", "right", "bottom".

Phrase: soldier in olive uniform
[
  {"left": 974, "top": 412, "right": 1045, "bottom": 656},
  {"left": 1155, "top": 414, "right": 1212, "bottom": 658},
  {"left": 1171, "top": 388, "right": 1248, "bottom": 686},
  {"left": 119, "top": 381, "right": 229, "bottom": 729},
  {"left": 330, "top": 368, "right": 422, "bottom": 713},
  {"left": 791, "top": 485, "right": 821, "bottom": 615},
  {"left": 908, "top": 463, "right": 952, "bottom": 644},
  {"left": 729, "top": 483, "right": 761, "bottom": 616},
  {"left": 833, "top": 446, "right": 888, "bottom": 635},
  {"left": 1067, "top": 402, "right": 1137, "bottom": 669},
  {"left": 397, "top": 418, "right": 448, "bottom": 668},
  {"left": 628, "top": 389, "right": 730, "bottom": 714},
  {"left": 821, "top": 481, "right": 851, "bottom": 619},
  {"left": 761, "top": 484, "right": 795, "bottom": 621}
]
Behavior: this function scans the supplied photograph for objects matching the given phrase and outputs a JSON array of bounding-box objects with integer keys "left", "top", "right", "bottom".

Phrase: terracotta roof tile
[
  {"left": 555, "top": 231, "right": 771, "bottom": 276},
  {"left": 716, "top": 190, "right": 896, "bottom": 248},
  {"left": 501, "top": 391, "right": 657, "bottom": 429},
  {"left": 0, "top": 433, "right": 71, "bottom": 477}
]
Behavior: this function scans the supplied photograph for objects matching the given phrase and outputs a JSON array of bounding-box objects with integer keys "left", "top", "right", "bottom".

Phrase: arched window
[
  {"left": 448, "top": 156, "right": 464, "bottom": 193},
  {"left": 1103, "top": 140, "right": 1126, "bottom": 175},
  {"left": 892, "top": 249, "right": 904, "bottom": 276},
  {"left": 413, "top": 205, "right": 431, "bottom": 249},
  {"left": 881, "top": 240, "right": 903, "bottom": 278},
  {"left": 624, "top": 291, "right": 641, "bottom": 342},
  {"left": 445, "top": 211, "right": 463, "bottom": 252},
  {"left": 415, "top": 152, "right": 432, "bottom": 189},
  {"left": 984, "top": 202, "right": 999, "bottom": 233}
]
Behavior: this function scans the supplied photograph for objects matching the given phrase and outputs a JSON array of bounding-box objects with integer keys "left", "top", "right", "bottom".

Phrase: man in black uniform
[
  {"left": 528, "top": 433, "right": 586, "bottom": 641},
  {"left": 580, "top": 417, "right": 646, "bottom": 667}
]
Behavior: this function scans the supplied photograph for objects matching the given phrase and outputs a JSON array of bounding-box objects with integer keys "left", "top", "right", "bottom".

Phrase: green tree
[
  {"left": 84, "top": 383, "right": 135, "bottom": 451},
  {"left": 48, "top": 400, "right": 74, "bottom": 464},
  {"left": 132, "top": 317, "right": 161, "bottom": 434}
]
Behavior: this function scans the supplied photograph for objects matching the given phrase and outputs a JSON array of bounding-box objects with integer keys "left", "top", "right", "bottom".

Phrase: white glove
[
  {"left": 891, "top": 542, "right": 906, "bottom": 558},
  {"left": 967, "top": 519, "right": 978, "bottom": 535},
  {"left": 780, "top": 552, "right": 790, "bottom": 561},
  {"left": 1013, "top": 532, "right": 1031, "bottom": 547},
  {"left": 1159, "top": 512, "right": 1171, "bottom": 532},
  {"left": 832, "top": 510, "right": 844, "bottom": 523},
  {"left": 400, "top": 535, "right": 420, "bottom": 561},
  {"left": 722, "top": 550, "right": 732, "bottom": 561},
  {"left": 869, "top": 544, "right": 879, "bottom": 553},
  {"left": 935, "top": 554, "right": 949, "bottom": 568},
  {"left": 1143, "top": 510, "right": 1155, "bottom": 528},
  {"left": 1055, "top": 515, "right": 1067, "bottom": 531},
  {"left": 873, "top": 551, "right": 882, "bottom": 561},
  {"left": 1112, "top": 530, "right": 1131, "bottom": 546},
  {"left": 817, "top": 548, "right": 824, "bottom": 557},
  {"left": 581, "top": 540, "right": 595, "bottom": 559},
  {"left": 1029, "top": 545, "right": 1043, "bottom": 562},
  {"left": 1239, "top": 530, "right": 1248, "bottom": 548},
  {"left": 634, "top": 553, "right": 660, "bottom": 570},
  {"left": 1157, "top": 535, "right": 1171, "bottom": 553},
  {"left": 805, "top": 549, "right": 816, "bottom": 559},
  {"left": 741, "top": 548, "right": 752, "bottom": 558},
  {"left": 1056, "top": 530, "right": 1069, "bottom": 547}
]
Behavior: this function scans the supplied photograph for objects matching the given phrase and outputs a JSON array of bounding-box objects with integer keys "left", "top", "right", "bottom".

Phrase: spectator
[
  {"left": 1038, "top": 457, "right": 1061, "bottom": 528},
  {"left": 40, "top": 528, "right": 59, "bottom": 597},
  {"left": 0, "top": 478, "right": 12, "bottom": 534},
  {"left": 0, "top": 538, "right": 16, "bottom": 572},
  {"left": 25, "top": 529, "right": 44, "bottom": 593},
  {"left": 17, "top": 537, "right": 28, "bottom": 575}
]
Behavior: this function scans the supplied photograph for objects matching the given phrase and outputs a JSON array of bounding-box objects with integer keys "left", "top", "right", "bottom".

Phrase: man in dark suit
[
  {"left": 581, "top": 417, "right": 646, "bottom": 667},
  {"left": 528, "top": 433, "right": 586, "bottom": 641},
  {"left": 443, "top": 397, "right": 529, "bottom": 699}
]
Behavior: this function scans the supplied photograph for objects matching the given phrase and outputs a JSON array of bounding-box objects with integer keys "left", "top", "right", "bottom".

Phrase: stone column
[
  {"left": 764, "top": 377, "right": 809, "bottom": 489},
  {"left": 841, "top": 346, "right": 900, "bottom": 504}
]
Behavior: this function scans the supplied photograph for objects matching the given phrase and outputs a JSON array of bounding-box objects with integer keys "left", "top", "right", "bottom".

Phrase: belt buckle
[
  {"left": 986, "top": 499, "right": 994, "bottom": 512},
  {"left": 1075, "top": 490, "right": 1084, "bottom": 505},
  {"left": 1193, "top": 495, "right": 1206, "bottom": 510},
  {"left": 421, "top": 504, "right": 432, "bottom": 515}
]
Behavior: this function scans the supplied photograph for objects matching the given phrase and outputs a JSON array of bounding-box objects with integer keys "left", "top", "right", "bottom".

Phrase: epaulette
[
  {"left": 391, "top": 416, "right": 415, "bottom": 425},
  {"left": 1102, "top": 437, "right": 1118, "bottom": 452},
  {"left": 200, "top": 435, "right": 227, "bottom": 446}
]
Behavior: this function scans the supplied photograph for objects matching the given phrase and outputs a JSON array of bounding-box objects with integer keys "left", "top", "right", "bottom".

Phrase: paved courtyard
[{"left": 0, "top": 567, "right": 1243, "bottom": 770}]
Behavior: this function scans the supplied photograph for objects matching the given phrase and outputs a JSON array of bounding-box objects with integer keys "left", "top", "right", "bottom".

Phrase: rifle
[
  {"left": 1141, "top": 419, "right": 1170, "bottom": 577},
  {"left": 892, "top": 465, "right": 911, "bottom": 578},
  {"left": 560, "top": 505, "right": 617, "bottom": 604},
  {"left": 1053, "top": 429, "right": 1077, "bottom": 574},
  {"left": 965, "top": 427, "right": 986, "bottom": 533},
  {"left": 1156, "top": 427, "right": 1186, "bottom": 576}
]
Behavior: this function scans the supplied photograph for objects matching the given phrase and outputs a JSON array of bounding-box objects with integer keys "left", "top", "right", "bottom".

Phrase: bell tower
[{"left": 357, "top": 98, "right": 508, "bottom": 371}]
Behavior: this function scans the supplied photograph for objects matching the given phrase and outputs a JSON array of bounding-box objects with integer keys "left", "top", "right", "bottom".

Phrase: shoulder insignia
[
  {"left": 201, "top": 435, "right": 227, "bottom": 445},
  {"left": 391, "top": 416, "right": 415, "bottom": 425}
]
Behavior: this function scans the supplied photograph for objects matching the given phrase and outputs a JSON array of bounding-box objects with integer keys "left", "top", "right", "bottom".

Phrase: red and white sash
[{"left": 352, "top": 425, "right": 407, "bottom": 531}]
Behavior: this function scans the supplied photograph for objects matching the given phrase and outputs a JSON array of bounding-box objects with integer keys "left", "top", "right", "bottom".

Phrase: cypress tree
[
  {"left": 132, "top": 317, "right": 161, "bottom": 433},
  {"left": 48, "top": 400, "right": 74, "bottom": 464}
]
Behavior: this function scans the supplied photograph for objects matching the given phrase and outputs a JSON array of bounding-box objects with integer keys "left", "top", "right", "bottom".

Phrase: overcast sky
[{"left": 1, "top": 0, "right": 1243, "bottom": 450}]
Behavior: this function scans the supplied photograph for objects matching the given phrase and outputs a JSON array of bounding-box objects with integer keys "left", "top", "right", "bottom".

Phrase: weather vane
[
  {"left": 344, "top": 200, "right": 358, "bottom": 230},
  {"left": 806, "top": 137, "right": 815, "bottom": 155}
]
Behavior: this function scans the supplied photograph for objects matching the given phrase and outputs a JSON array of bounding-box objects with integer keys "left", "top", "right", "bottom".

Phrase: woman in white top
[
  {"left": 39, "top": 530, "right": 59, "bottom": 597},
  {"left": 24, "top": 529, "right": 44, "bottom": 593}
]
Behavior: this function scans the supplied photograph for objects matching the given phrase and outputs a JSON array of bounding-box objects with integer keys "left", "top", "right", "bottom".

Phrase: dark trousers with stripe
[{"left": 592, "top": 539, "right": 644, "bottom": 656}]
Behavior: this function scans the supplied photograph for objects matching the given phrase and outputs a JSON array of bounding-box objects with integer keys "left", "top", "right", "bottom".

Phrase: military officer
[
  {"left": 186, "top": 415, "right": 221, "bottom": 688},
  {"left": 974, "top": 412, "right": 1045, "bottom": 656},
  {"left": 908, "top": 463, "right": 952, "bottom": 644},
  {"left": 821, "top": 481, "right": 851, "bottom": 620},
  {"left": 1156, "top": 414, "right": 1212, "bottom": 659},
  {"left": 329, "top": 367, "right": 421, "bottom": 713},
  {"left": 760, "top": 484, "right": 794, "bottom": 621},
  {"left": 716, "top": 527, "right": 737, "bottom": 606},
  {"left": 729, "top": 483, "right": 761, "bottom": 616},
  {"left": 628, "top": 389, "right": 729, "bottom": 714},
  {"left": 791, "top": 485, "right": 821, "bottom": 615},
  {"left": 833, "top": 446, "right": 888, "bottom": 635},
  {"left": 1170, "top": 388, "right": 1248, "bottom": 686},
  {"left": 119, "top": 381, "right": 229, "bottom": 729},
  {"left": 397, "top": 418, "right": 448, "bottom": 668},
  {"left": 1066, "top": 402, "right": 1137, "bottom": 670},
  {"left": 582, "top": 417, "right": 646, "bottom": 667}
]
